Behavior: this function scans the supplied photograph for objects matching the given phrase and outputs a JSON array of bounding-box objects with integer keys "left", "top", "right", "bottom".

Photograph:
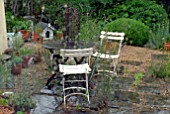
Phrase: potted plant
[
  {"left": 55, "top": 30, "right": 63, "bottom": 39},
  {"left": 19, "top": 48, "right": 33, "bottom": 68},
  {"left": 0, "top": 92, "right": 14, "bottom": 114},
  {"left": 12, "top": 33, "right": 24, "bottom": 51},
  {"left": 10, "top": 33, "right": 25, "bottom": 74},
  {"left": 11, "top": 56, "right": 23, "bottom": 75},
  {"left": 13, "top": 92, "right": 36, "bottom": 114},
  {"left": 164, "top": 35, "right": 170, "bottom": 50},
  {"left": 34, "top": 27, "right": 42, "bottom": 42}
]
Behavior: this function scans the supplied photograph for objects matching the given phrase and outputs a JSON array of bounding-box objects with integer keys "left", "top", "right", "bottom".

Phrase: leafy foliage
[
  {"left": 153, "top": 0, "right": 170, "bottom": 17},
  {"left": 103, "top": 0, "right": 168, "bottom": 29},
  {"left": 12, "top": 56, "right": 23, "bottom": 64},
  {"left": 5, "top": 0, "right": 168, "bottom": 30},
  {"left": 13, "top": 92, "right": 36, "bottom": 111},
  {"left": 133, "top": 73, "right": 143, "bottom": 86},
  {"left": 104, "top": 18, "right": 151, "bottom": 46},
  {"left": 18, "top": 47, "right": 33, "bottom": 56},
  {"left": 5, "top": 0, "right": 114, "bottom": 28},
  {"left": 12, "top": 73, "right": 36, "bottom": 111},
  {"left": 148, "top": 55, "right": 170, "bottom": 78},
  {"left": 6, "top": 12, "right": 30, "bottom": 32}
]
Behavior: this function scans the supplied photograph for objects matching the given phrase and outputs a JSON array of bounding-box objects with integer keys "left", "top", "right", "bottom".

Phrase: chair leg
[
  {"left": 86, "top": 73, "right": 90, "bottom": 104},
  {"left": 112, "top": 59, "right": 118, "bottom": 76},
  {"left": 113, "top": 64, "right": 117, "bottom": 74},
  {"left": 64, "top": 97, "right": 66, "bottom": 106},
  {"left": 63, "top": 77, "right": 66, "bottom": 106},
  {"left": 62, "top": 73, "right": 90, "bottom": 106}
]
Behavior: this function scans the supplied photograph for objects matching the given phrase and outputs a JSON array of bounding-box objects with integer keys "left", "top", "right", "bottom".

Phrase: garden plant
[{"left": 1, "top": 0, "right": 170, "bottom": 113}]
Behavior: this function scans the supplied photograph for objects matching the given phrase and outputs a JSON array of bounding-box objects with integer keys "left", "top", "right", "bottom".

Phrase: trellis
[{"left": 63, "top": 7, "right": 80, "bottom": 47}]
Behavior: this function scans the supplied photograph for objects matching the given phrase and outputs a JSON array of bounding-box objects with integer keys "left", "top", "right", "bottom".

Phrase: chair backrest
[
  {"left": 60, "top": 48, "right": 93, "bottom": 57},
  {"left": 60, "top": 48, "right": 93, "bottom": 64},
  {"left": 100, "top": 31, "right": 125, "bottom": 56}
]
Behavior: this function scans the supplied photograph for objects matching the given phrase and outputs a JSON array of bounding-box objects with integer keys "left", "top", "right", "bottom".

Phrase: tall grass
[
  {"left": 148, "top": 20, "right": 169, "bottom": 49},
  {"left": 80, "top": 18, "right": 107, "bottom": 42}
]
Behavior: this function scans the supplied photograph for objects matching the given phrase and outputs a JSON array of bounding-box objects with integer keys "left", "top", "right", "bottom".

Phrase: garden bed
[{"left": 2, "top": 43, "right": 170, "bottom": 113}]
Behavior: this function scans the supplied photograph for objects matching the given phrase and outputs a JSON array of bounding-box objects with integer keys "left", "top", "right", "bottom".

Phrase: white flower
[
  {"left": 64, "top": 4, "right": 68, "bottom": 8},
  {"left": 23, "top": 3, "right": 26, "bottom": 7},
  {"left": 11, "top": 15, "right": 14, "bottom": 19},
  {"left": 41, "top": 6, "right": 45, "bottom": 10}
]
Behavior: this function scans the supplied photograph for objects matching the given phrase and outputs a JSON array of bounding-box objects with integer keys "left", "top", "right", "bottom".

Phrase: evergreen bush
[{"left": 104, "top": 18, "right": 151, "bottom": 47}]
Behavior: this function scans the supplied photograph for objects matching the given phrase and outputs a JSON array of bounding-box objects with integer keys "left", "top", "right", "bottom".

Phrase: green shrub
[
  {"left": 148, "top": 56, "right": 170, "bottom": 78},
  {"left": 133, "top": 73, "right": 143, "bottom": 86},
  {"left": 104, "top": 0, "right": 168, "bottom": 30},
  {"left": 6, "top": 12, "right": 30, "bottom": 32},
  {"left": 104, "top": 18, "right": 151, "bottom": 46}
]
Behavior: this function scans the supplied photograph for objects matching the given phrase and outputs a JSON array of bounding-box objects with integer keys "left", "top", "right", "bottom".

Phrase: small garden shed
[{"left": 35, "top": 22, "right": 55, "bottom": 40}]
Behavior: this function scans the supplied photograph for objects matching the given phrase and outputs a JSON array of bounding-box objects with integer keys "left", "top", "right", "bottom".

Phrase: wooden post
[{"left": 0, "top": 0, "right": 8, "bottom": 54}]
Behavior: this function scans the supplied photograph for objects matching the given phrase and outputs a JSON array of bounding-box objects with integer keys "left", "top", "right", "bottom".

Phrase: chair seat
[
  {"left": 93, "top": 52, "right": 119, "bottom": 59},
  {"left": 59, "top": 63, "right": 91, "bottom": 75}
]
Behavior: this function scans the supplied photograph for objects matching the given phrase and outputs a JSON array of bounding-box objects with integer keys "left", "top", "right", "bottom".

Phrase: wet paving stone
[
  {"left": 111, "top": 77, "right": 133, "bottom": 90},
  {"left": 109, "top": 109, "right": 133, "bottom": 114},
  {"left": 156, "top": 110, "right": 170, "bottom": 114},
  {"left": 31, "top": 94, "right": 62, "bottom": 114},
  {"left": 55, "top": 108, "right": 99, "bottom": 114},
  {"left": 113, "top": 90, "right": 140, "bottom": 103},
  {"left": 138, "top": 85, "right": 161, "bottom": 94},
  {"left": 144, "top": 94, "right": 170, "bottom": 106}
]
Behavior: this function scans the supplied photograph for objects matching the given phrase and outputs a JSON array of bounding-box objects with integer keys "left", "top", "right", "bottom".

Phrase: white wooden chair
[
  {"left": 59, "top": 48, "right": 93, "bottom": 106},
  {"left": 93, "top": 31, "right": 125, "bottom": 75}
]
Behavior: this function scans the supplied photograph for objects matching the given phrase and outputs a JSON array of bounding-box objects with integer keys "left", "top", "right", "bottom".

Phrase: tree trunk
[{"left": 0, "top": 1, "right": 8, "bottom": 54}]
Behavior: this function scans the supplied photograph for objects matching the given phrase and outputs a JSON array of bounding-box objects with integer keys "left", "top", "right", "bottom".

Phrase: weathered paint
[{"left": 0, "top": 1, "right": 8, "bottom": 54}]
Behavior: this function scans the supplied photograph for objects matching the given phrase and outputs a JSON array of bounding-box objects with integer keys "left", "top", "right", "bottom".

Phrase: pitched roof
[{"left": 36, "top": 22, "right": 56, "bottom": 31}]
